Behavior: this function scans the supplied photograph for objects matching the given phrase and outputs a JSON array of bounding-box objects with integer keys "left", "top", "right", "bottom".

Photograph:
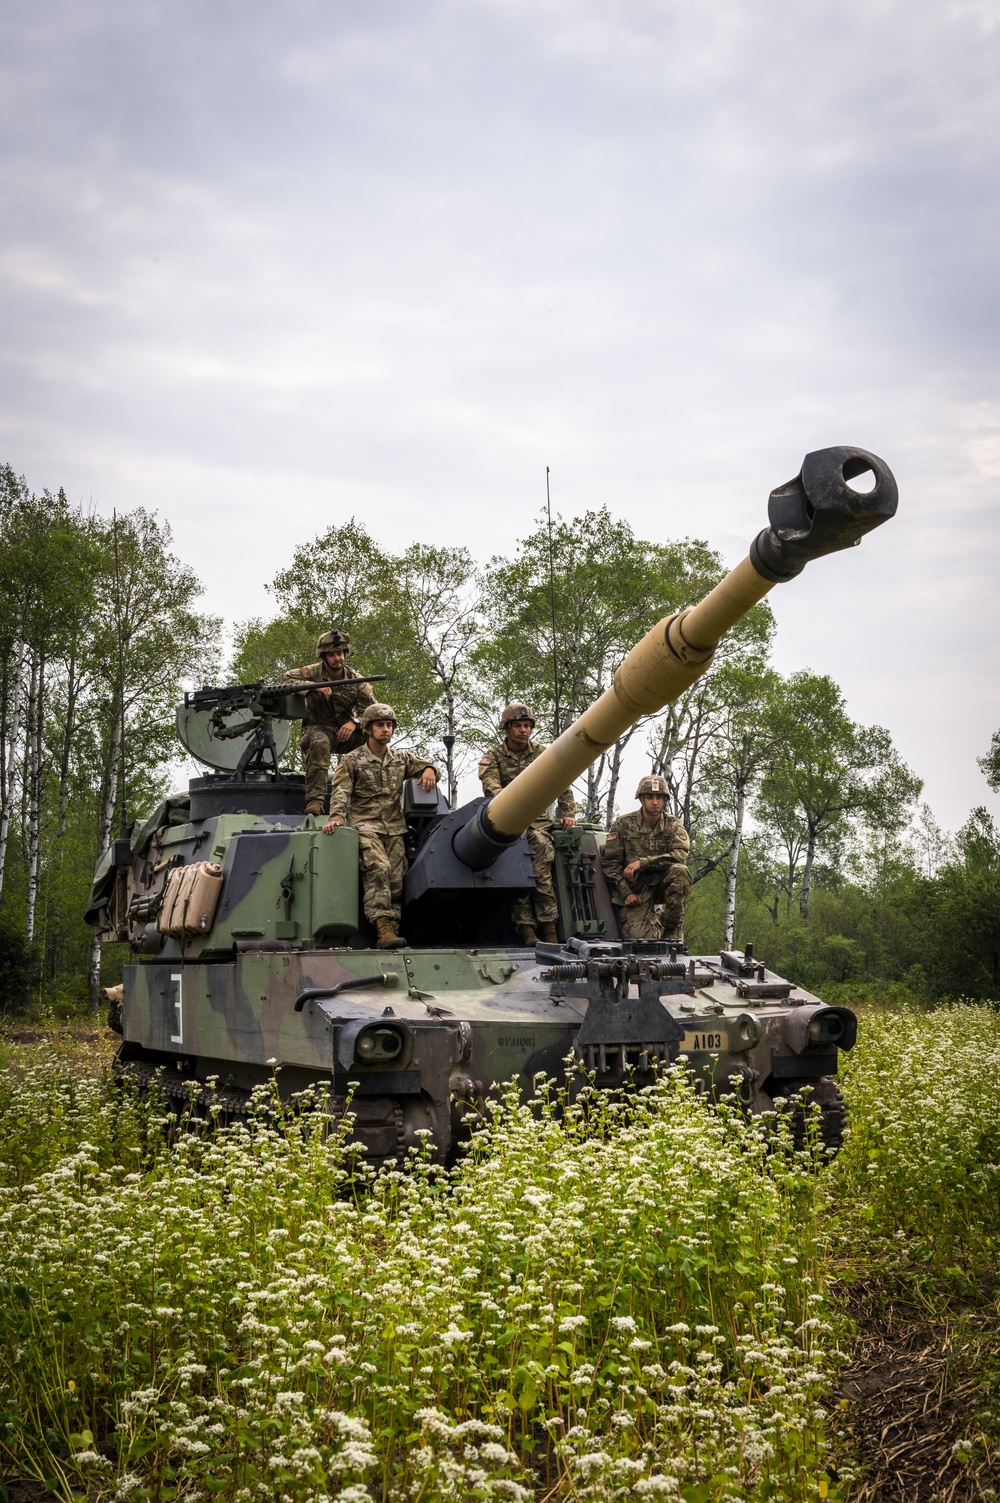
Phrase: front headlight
[
  {"left": 354, "top": 1025, "right": 406, "bottom": 1064},
  {"left": 807, "top": 1013, "right": 846, "bottom": 1044}
]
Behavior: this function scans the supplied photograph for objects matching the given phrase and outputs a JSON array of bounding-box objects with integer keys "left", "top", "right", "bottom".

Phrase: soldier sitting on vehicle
[
  {"left": 323, "top": 703, "right": 438, "bottom": 950},
  {"left": 602, "top": 774, "right": 692, "bottom": 941},
  {"left": 282, "top": 628, "right": 377, "bottom": 815},
  {"left": 478, "top": 703, "right": 576, "bottom": 947}
]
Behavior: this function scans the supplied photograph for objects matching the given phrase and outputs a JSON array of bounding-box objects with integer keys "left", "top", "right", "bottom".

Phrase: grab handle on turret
[{"left": 452, "top": 445, "right": 897, "bottom": 864}]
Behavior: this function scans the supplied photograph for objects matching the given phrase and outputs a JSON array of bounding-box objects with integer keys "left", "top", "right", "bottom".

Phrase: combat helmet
[
  {"left": 635, "top": 774, "right": 669, "bottom": 799},
  {"left": 361, "top": 702, "right": 397, "bottom": 730},
  {"left": 317, "top": 628, "right": 351, "bottom": 656},
  {"left": 499, "top": 703, "right": 535, "bottom": 730}
]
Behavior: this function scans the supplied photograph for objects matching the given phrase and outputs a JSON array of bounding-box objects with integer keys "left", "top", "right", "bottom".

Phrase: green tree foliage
[
  {"left": 978, "top": 729, "right": 1000, "bottom": 793},
  {"left": 0, "top": 473, "right": 219, "bottom": 1013},
  {"left": 0, "top": 916, "right": 34, "bottom": 1012},
  {"left": 647, "top": 579, "right": 774, "bottom": 835},
  {"left": 395, "top": 542, "right": 481, "bottom": 802},
  {"left": 475, "top": 509, "right": 766, "bottom": 821},
  {"left": 692, "top": 661, "right": 785, "bottom": 945},
  {"left": 231, "top": 522, "right": 479, "bottom": 767},
  {"left": 926, "top": 808, "right": 1000, "bottom": 997},
  {"left": 5, "top": 467, "right": 997, "bottom": 1015},
  {"left": 754, "top": 671, "right": 922, "bottom": 917}
]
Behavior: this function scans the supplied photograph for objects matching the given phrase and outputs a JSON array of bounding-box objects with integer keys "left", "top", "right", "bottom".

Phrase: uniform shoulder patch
[
  {"left": 478, "top": 755, "right": 493, "bottom": 768},
  {"left": 605, "top": 830, "right": 618, "bottom": 841}
]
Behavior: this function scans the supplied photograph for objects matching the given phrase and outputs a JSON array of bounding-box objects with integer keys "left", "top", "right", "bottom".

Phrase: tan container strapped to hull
[{"left": 157, "top": 861, "right": 224, "bottom": 938}]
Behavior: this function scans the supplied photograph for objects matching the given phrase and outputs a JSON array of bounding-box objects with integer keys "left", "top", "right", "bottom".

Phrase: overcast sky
[{"left": 1, "top": 0, "right": 998, "bottom": 830}]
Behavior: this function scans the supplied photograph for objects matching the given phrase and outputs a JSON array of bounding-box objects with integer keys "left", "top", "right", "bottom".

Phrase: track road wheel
[{"left": 771, "top": 1076, "right": 846, "bottom": 1157}]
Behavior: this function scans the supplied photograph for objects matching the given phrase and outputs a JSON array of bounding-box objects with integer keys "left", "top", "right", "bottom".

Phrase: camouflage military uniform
[
  {"left": 281, "top": 661, "right": 377, "bottom": 811},
  {"left": 602, "top": 810, "right": 692, "bottom": 940},
  {"left": 478, "top": 741, "right": 575, "bottom": 928},
  {"left": 329, "top": 744, "right": 438, "bottom": 926}
]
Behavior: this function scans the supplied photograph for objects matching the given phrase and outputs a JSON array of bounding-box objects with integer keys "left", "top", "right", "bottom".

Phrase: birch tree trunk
[
  {"left": 723, "top": 783, "right": 746, "bottom": 949},
  {"left": 88, "top": 711, "right": 122, "bottom": 1010},
  {"left": 585, "top": 752, "right": 607, "bottom": 822},
  {"left": 442, "top": 683, "right": 458, "bottom": 808},
  {"left": 799, "top": 827, "right": 818, "bottom": 916},
  {"left": 0, "top": 638, "right": 26, "bottom": 897},
  {"left": 25, "top": 650, "right": 44, "bottom": 943},
  {"left": 48, "top": 652, "right": 80, "bottom": 979},
  {"left": 604, "top": 739, "right": 625, "bottom": 825}
]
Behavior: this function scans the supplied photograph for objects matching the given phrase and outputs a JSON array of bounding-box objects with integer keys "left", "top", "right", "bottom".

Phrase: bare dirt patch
[
  {"left": 836, "top": 1284, "right": 999, "bottom": 1501},
  {"left": 3, "top": 1483, "right": 63, "bottom": 1503}
]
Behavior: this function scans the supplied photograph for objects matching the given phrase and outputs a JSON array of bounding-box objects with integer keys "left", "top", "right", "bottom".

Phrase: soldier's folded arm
[
  {"left": 404, "top": 753, "right": 439, "bottom": 791},
  {"left": 637, "top": 851, "right": 683, "bottom": 874}
]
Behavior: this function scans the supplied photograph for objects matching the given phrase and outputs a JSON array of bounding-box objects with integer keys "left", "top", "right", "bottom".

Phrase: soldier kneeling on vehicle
[
  {"left": 602, "top": 774, "right": 692, "bottom": 940},
  {"left": 478, "top": 702, "right": 576, "bottom": 947}
]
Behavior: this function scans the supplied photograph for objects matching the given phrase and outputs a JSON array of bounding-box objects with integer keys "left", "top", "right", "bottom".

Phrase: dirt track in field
[{"left": 835, "top": 1285, "right": 999, "bottom": 1501}]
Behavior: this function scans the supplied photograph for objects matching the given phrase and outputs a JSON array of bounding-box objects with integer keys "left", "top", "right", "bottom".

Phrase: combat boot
[
  {"left": 376, "top": 918, "right": 406, "bottom": 950},
  {"left": 517, "top": 923, "right": 539, "bottom": 947},
  {"left": 305, "top": 800, "right": 324, "bottom": 816},
  {"left": 540, "top": 922, "right": 559, "bottom": 944}
]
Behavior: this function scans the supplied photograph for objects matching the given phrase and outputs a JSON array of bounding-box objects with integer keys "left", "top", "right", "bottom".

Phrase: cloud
[{"left": 0, "top": 0, "right": 997, "bottom": 827}]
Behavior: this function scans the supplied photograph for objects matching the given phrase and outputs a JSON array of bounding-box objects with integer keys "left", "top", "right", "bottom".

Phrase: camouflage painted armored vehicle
[{"left": 87, "top": 446, "right": 896, "bottom": 1163}]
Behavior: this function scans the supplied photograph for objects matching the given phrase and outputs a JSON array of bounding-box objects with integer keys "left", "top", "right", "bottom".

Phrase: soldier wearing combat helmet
[
  {"left": 478, "top": 703, "right": 576, "bottom": 946},
  {"left": 323, "top": 704, "right": 439, "bottom": 950},
  {"left": 602, "top": 774, "right": 691, "bottom": 941},
  {"left": 282, "top": 629, "right": 377, "bottom": 815}
]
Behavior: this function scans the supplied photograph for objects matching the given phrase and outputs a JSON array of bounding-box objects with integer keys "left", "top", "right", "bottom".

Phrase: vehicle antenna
[
  {"left": 545, "top": 466, "right": 561, "bottom": 739},
  {"left": 111, "top": 510, "right": 130, "bottom": 865}
]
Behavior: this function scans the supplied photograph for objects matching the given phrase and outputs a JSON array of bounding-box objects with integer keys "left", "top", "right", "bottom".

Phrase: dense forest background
[{"left": 2, "top": 468, "right": 999, "bottom": 1013}]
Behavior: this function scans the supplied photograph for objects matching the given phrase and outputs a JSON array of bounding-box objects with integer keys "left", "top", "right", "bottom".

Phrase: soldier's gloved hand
[
  {"left": 561, "top": 816, "right": 577, "bottom": 830},
  {"left": 322, "top": 816, "right": 345, "bottom": 835},
  {"left": 623, "top": 860, "right": 641, "bottom": 881},
  {"left": 316, "top": 686, "right": 333, "bottom": 699},
  {"left": 419, "top": 769, "right": 437, "bottom": 792},
  {"left": 624, "top": 893, "right": 643, "bottom": 907},
  {"left": 336, "top": 720, "right": 357, "bottom": 743}
]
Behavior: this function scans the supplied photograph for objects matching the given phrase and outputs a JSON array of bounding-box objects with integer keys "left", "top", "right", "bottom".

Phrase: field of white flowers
[{"left": 0, "top": 1004, "right": 998, "bottom": 1503}]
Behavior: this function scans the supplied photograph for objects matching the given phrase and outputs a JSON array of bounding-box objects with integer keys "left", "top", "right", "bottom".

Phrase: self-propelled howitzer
[{"left": 88, "top": 446, "right": 896, "bottom": 1163}]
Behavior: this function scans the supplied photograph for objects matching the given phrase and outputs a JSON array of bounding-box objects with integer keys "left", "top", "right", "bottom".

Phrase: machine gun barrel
[
  {"left": 281, "top": 675, "right": 387, "bottom": 691},
  {"left": 452, "top": 445, "right": 897, "bottom": 869},
  {"left": 186, "top": 675, "right": 387, "bottom": 711}
]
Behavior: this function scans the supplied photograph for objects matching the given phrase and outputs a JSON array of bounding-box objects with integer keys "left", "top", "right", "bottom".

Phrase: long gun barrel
[{"left": 453, "top": 445, "right": 897, "bottom": 869}]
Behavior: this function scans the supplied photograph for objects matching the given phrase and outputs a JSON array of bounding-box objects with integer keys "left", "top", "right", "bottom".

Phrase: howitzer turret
[{"left": 88, "top": 446, "right": 896, "bottom": 1165}]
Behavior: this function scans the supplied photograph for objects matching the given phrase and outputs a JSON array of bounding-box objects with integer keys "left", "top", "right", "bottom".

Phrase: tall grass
[
  {"left": 0, "top": 1065, "right": 837, "bottom": 1502},
  {"left": 4, "top": 1003, "right": 999, "bottom": 1501},
  {"left": 831, "top": 1001, "right": 1000, "bottom": 1293}
]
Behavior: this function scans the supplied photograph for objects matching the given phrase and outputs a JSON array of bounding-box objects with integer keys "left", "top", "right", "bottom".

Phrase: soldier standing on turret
[
  {"left": 323, "top": 703, "right": 438, "bottom": 950},
  {"left": 478, "top": 704, "right": 576, "bottom": 947},
  {"left": 282, "top": 629, "right": 377, "bottom": 816},
  {"left": 602, "top": 774, "right": 692, "bottom": 941}
]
